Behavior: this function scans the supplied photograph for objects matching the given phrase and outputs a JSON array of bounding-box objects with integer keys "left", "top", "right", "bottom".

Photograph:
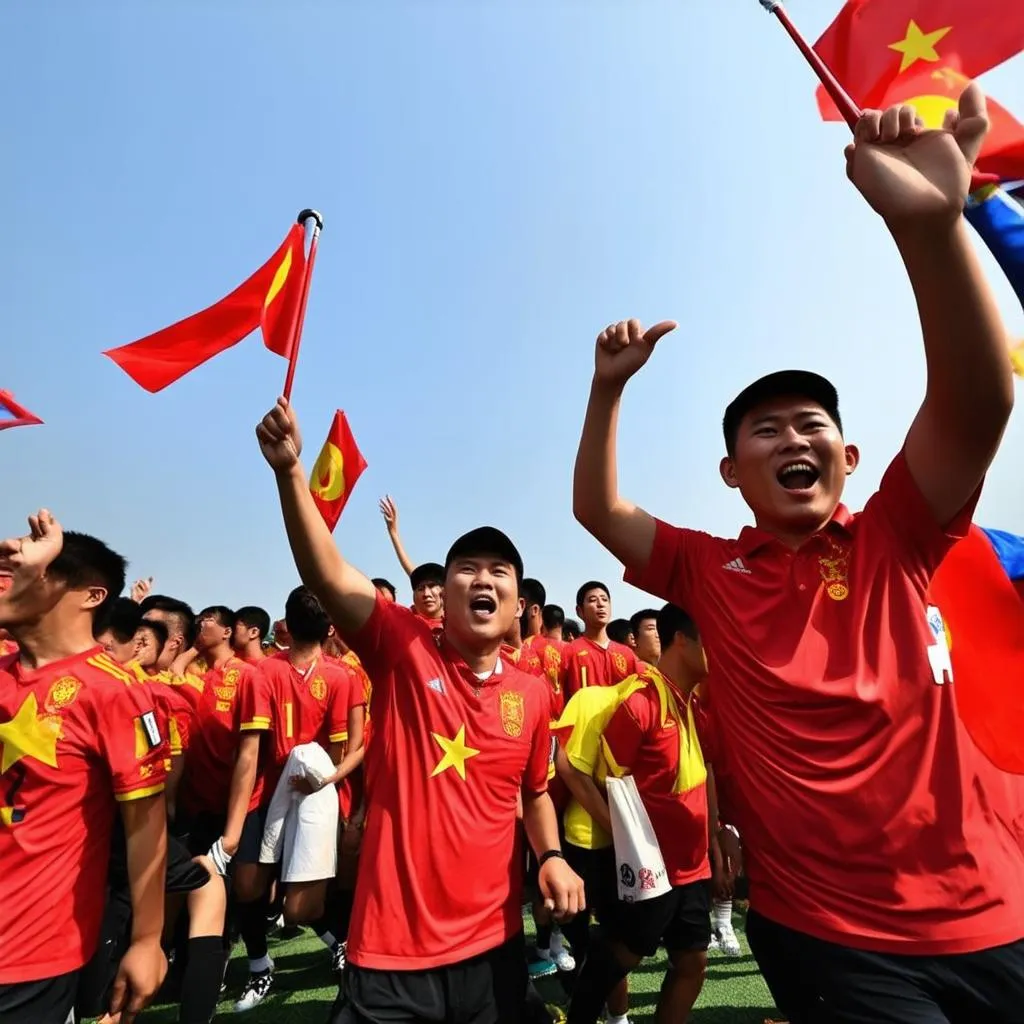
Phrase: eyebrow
[{"left": 749, "top": 408, "right": 826, "bottom": 428}]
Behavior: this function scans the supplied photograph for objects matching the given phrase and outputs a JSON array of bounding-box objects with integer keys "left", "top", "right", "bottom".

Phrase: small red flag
[
  {"left": 929, "top": 525, "right": 1024, "bottom": 774},
  {"left": 308, "top": 411, "right": 367, "bottom": 532},
  {"left": 0, "top": 390, "right": 43, "bottom": 432},
  {"left": 104, "top": 224, "right": 306, "bottom": 392},
  {"left": 814, "top": 1, "right": 1024, "bottom": 119}
]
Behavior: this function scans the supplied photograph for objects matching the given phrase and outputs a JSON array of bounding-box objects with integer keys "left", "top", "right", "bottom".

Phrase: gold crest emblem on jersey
[
  {"left": 223, "top": 668, "right": 240, "bottom": 688},
  {"left": 310, "top": 675, "right": 327, "bottom": 701},
  {"left": 214, "top": 686, "right": 235, "bottom": 701},
  {"left": 612, "top": 652, "right": 627, "bottom": 675},
  {"left": 499, "top": 690, "right": 525, "bottom": 738},
  {"left": 45, "top": 676, "right": 81, "bottom": 713},
  {"left": 818, "top": 538, "right": 850, "bottom": 601}
]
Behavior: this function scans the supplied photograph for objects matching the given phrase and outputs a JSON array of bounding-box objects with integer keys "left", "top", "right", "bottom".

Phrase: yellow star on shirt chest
[
  {"left": 888, "top": 20, "right": 952, "bottom": 74},
  {"left": 430, "top": 723, "right": 480, "bottom": 781},
  {"left": 0, "top": 693, "right": 60, "bottom": 774}
]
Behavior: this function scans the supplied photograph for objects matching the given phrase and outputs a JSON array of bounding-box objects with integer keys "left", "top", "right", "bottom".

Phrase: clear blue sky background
[{"left": 3, "top": 2, "right": 1023, "bottom": 620}]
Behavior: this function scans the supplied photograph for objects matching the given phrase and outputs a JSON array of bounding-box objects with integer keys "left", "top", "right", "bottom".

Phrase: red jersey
[
  {"left": 126, "top": 662, "right": 195, "bottom": 756},
  {"left": 178, "top": 657, "right": 256, "bottom": 817},
  {"left": 0, "top": 638, "right": 18, "bottom": 659},
  {"left": 560, "top": 636, "right": 637, "bottom": 702},
  {"left": 242, "top": 652, "right": 358, "bottom": 804},
  {"left": 602, "top": 668, "right": 710, "bottom": 887},
  {"left": 522, "top": 635, "right": 566, "bottom": 718},
  {"left": 625, "top": 451, "right": 1024, "bottom": 954},
  {"left": 345, "top": 597, "right": 551, "bottom": 970},
  {"left": 0, "top": 648, "right": 167, "bottom": 982}
]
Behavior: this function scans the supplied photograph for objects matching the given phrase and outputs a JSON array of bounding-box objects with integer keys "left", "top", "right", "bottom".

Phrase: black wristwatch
[{"left": 537, "top": 849, "right": 565, "bottom": 868}]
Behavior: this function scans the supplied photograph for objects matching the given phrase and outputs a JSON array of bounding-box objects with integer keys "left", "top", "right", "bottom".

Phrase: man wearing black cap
[
  {"left": 573, "top": 89, "right": 1024, "bottom": 1022},
  {"left": 409, "top": 561, "right": 445, "bottom": 629},
  {"left": 255, "top": 397, "right": 584, "bottom": 1024}
]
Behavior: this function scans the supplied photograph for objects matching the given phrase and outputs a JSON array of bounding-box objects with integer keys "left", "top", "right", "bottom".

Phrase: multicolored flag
[
  {"left": 309, "top": 411, "right": 367, "bottom": 532},
  {"left": 929, "top": 525, "right": 1024, "bottom": 774},
  {"left": 104, "top": 223, "right": 306, "bottom": 392},
  {"left": 0, "top": 391, "right": 43, "bottom": 432},
  {"left": 814, "top": 2, "right": 1024, "bottom": 181}
]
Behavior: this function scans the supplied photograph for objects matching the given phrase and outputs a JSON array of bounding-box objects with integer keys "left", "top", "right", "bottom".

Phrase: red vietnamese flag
[
  {"left": 104, "top": 224, "right": 305, "bottom": 392},
  {"left": 0, "top": 390, "right": 43, "bottom": 431},
  {"left": 929, "top": 525, "right": 1024, "bottom": 775},
  {"left": 814, "top": 1, "right": 1024, "bottom": 119},
  {"left": 309, "top": 411, "right": 367, "bottom": 532}
]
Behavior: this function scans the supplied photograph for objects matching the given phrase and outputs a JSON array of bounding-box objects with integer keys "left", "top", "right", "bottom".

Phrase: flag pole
[
  {"left": 757, "top": 1, "right": 860, "bottom": 129},
  {"left": 282, "top": 208, "right": 324, "bottom": 402}
]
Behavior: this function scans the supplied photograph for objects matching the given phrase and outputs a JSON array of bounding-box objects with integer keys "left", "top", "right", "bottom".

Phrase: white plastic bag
[{"left": 606, "top": 774, "right": 671, "bottom": 902}]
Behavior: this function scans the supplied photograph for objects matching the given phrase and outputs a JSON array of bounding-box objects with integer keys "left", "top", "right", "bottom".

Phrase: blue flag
[{"left": 965, "top": 185, "right": 1024, "bottom": 312}]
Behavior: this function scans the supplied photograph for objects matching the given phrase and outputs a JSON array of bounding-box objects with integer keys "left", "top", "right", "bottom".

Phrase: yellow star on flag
[
  {"left": 430, "top": 724, "right": 480, "bottom": 780},
  {"left": 889, "top": 20, "right": 952, "bottom": 74},
  {"left": 0, "top": 693, "right": 59, "bottom": 774}
]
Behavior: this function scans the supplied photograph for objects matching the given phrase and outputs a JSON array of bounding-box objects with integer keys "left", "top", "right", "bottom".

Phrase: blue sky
[{"left": 3, "top": 2, "right": 1023, "bottom": 621}]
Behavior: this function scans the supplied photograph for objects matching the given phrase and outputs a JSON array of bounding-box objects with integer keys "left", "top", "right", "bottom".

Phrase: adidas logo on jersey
[
  {"left": 722, "top": 557, "right": 751, "bottom": 575},
  {"left": 427, "top": 677, "right": 445, "bottom": 695}
]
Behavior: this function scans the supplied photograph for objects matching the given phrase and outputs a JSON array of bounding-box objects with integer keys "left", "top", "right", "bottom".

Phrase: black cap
[
  {"left": 723, "top": 370, "right": 841, "bottom": 453},
  {"left": 445, "top": 527, "right": 524, "bottom": 581},
  {"left": 409, "top": 563, "right": 445, "bottom": 590}
]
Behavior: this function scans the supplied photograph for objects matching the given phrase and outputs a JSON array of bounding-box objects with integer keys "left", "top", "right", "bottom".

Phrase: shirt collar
[{"left": 735, "top": 504, "right": 854, "bottom": 557}]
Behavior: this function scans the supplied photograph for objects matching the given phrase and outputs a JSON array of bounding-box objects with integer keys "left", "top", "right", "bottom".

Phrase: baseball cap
[
  {"left": 723, "top": 370, "right": 841, "bottom": 453},
  {"left": 445, "top": 527, "right": 524, "bottom": 581},
  {"left": 409, "top": 563, "right": 445, "bottom": 590}
]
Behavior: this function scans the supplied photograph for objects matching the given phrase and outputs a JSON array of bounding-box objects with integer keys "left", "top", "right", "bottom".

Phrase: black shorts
[
  {"left": 0, "top": 971, "right": 77, "bottom": 1024},
  {"left": 746, "top": 909, "right": 1024, "bottom": 1024},
  {"left": 605, "top": 878, "right": 711, "bottom": 959},
  {"left": 330, "top": 932, "right": 527, "bottom": 1024},
  {"left": 175, "top": 809, "right": 227, "bottom": 859},
  {"left": 235, "top": 805, "right": 269, "bottom": 866},
  {"left": 563, "top": 843, "right": 616, "bottom": 921}
]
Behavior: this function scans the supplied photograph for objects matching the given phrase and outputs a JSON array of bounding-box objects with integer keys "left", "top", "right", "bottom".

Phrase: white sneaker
[
  {"left": 707, "top": 931, "right": 721, "bottom": 953},
  {"left": 714, "top": 922, "right": 742, "bottom": 957},
  {"left": 548, "top": 933, "right": 576, "bottom": 972},
  {"left": 233, "top": 966, "right": 274, "bottom": 1012}
]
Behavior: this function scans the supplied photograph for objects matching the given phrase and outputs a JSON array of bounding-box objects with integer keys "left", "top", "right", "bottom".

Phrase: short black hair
[
  {"left": 629, "top": 608, "right": 659, "bottom": 635},
  {"left": 136, "top": 617, "right": 168, "bottom": 654},
  {"left": 372, "top": 577, "right": 397, "bottom": 600},
  {"left": 235, "top": 606, "right": 271, "bottom": 642},
  {"left": 521, "top": 578, "right": 546, "bottom": 611},
  {"left": 141, "top": 595, "right": 196, "bottom": 649},
  {"left": 656, "top": 603, "right": 699, "bottom": 651},
  {"left": 562, "top": 618, "right": 582, "bottom": 642},
  {"left": 95, "top": 597, "right": 142, "bottom": 643},
  {"left": 576, "top": 581, "right": 610, "bottom": 609},
  {"left": 199, "top": 606, "right": 236, "bottom": 631},
  {"left": 410, "top": 563, "right": 445, "bottom": 590},
  {"left": 607, "top": 618, "right": 634, "bottom": 645},
  {"left": 542, "top": 604, "right": 565, "bottom": 631},
  {"left": 722, "top": 370, "right": 841, "bottom": 458},
  {"left": 284, "top": 586, "right": 331, "bottom": 644},
  {"left": 47, "top": 531, "right": 127, "bottom": 623}
]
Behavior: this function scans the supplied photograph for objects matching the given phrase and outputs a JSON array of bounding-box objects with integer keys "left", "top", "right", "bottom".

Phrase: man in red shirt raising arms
[
  {"left": 256, "top": 398, "right": 584, "bottom": 1024},
  {"left": 573, "top": 88, "right": 1024, "bottom": 1022},
  {"left": 0, "top": 511, "right": 168, "bottom": 1024}
]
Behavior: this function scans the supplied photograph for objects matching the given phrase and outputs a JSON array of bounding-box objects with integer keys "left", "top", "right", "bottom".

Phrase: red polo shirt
[
  {"left": 625, "top": 452, "right": 1024, "bottom": 955},
  {"left": 561, "top": 637, "right": 637, "bottom": 702}
]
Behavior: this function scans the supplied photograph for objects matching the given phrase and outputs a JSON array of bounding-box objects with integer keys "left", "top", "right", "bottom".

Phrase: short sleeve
[
  {"left": 347, "top": 593, "right": 421, "bottom": 683},
  {"left": 327, "top": 666, "right": 357, "bottom": 744},
  {"left": 556, "top": 688, "right": 618, "bottom": 774},
  {"left": 623, "top": 518, "right": 705, "bottom": 608},
  {"left": 865, "top": 451, "right": 981, "bottom": 577},
  {"left": 100, "top": 683, "right": 168, "bottom": 802},
  {"left": 239, "top": 665, "right": 271, "bottom": 733},
  {"left": 523, "top": 691, "right": 550, "bottom": 796},
  {"left": 601, "top": 692, "right": 649, "bottom": 777}
]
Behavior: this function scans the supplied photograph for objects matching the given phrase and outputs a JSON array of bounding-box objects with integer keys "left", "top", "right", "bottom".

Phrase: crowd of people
[{"left": 1, "top": 87, "right": 1024, "bottom": 1024}]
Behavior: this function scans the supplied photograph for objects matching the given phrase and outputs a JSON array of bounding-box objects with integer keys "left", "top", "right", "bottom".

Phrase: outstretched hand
[
  {"left": 594, "top": 319, "right": 677, "bottom": 388},
  {"left": 0, "top": 509, "right": 65, "bottom": 586},
  {"left": 256, "top": 398, "right": 303, "bottom": 473},
  {"left": 845, "top": 83, "right": 989, "bottom": 229},
  {"left": 379, "top": 495, "right": 399, "bottom": 533}
]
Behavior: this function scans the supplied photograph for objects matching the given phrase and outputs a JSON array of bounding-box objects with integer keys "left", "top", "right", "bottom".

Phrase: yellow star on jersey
[
  {"left": 0, "top": 693, "right": 59, "bottom": 774},
  {"left": 888, "top": 20, "right": 952, "bottom": 74},
  {"left": 430, "top": 724, "right": 480, "bottom": 781}
]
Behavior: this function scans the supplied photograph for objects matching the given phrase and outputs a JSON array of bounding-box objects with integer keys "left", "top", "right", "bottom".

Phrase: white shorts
[{"left": 260, "top": 742, "right": 339, "bottom": 883}]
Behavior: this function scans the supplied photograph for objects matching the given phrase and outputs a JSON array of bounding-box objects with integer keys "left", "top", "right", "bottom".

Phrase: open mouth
[
  {"left": 469, "top": 594, "right": 497, "bottom": 617},
  {"left": 776, "top": 461, "right": 820, "bottom": 491}
]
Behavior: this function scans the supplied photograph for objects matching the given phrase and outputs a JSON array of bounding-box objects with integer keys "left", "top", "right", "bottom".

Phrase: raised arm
[
  {"left": 573, "top": 320, "right": 676, "bottom": 569},
  {"left": 257, "top": 398, "right": 377, "bottom": 634},
  {"left": 379, "top": 495, "right": 416, "bottom": 578},
  {"left": 847, "top": 86, "right": 1013, "bottom": 526}
]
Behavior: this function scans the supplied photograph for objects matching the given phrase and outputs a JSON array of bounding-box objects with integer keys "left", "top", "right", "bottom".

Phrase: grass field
[{"left": 136, "top": 905, "right": 779, "bottom": 1023}]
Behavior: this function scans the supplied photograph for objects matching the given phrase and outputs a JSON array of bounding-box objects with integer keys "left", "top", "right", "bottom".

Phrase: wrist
[
  {"left": 590, "top": 376, "right": 626, "bottom": 401},
  {"left": 537, "top": 849, "right": 564, "bottom": 868},
  {"left": 887, "top": 213, "right": 965, "bottom": 253},
  {"left": 276, "top": 462, "right": 306, "bottom": 485},
  {"left": 128, "top": 930, "right": 163, "bottom": 947}
]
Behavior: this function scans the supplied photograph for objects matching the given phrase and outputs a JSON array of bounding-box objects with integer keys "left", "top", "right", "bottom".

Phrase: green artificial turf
[{"left": 128, "top": 906, "right": 779, "bottom": 1022}]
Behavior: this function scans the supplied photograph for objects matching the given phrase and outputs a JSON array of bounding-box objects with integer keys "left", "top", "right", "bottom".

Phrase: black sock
[
  {"left": 178, "top": 936, "right": 227, "bottom": 1024},
  {"left": 565, "top": 939, "right": 630, "bottom": 1024},
  {"left": 238, "top": 898, "right": 269, "bottom": 962},
  {"left": 536, "top": 923, "right": 553, "bottom": 951}
]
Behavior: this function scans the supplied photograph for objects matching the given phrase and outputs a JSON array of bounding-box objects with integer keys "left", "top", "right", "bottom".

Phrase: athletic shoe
[
  {"left": 332, "top": 941, "right": 347, "bottom": 974},
  {"left": 707, "top": 931, "right": 721, "bottom": 953},
  {"left": 714, "top": 922, "right": 742, "bottom": 957},
  {"left": 546, "top": 1004, "right": 568, "bottom": 1024},
  {"left": 528, "top": 952, "right": 558, "bottom": 978},
  {"left": 233, "top": 968, "right": 274, "bottom": 1012},
  {"left": 548, "top": 933, "right": 576, "bottom": 973}
]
